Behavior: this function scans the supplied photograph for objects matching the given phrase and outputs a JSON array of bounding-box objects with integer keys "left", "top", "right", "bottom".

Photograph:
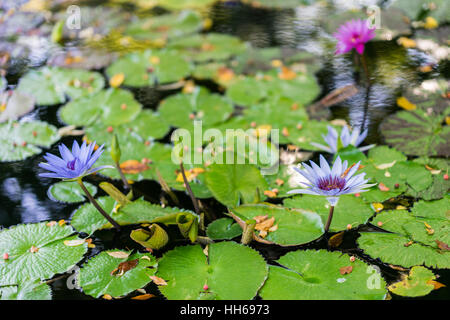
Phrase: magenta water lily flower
[
  {"left": 39, "top": 140, "right": 112, "bottom": 180},
  {"left": 334, "top": 19, "right": 376, "bottom": 55},
  {"left": 287, "top": 155, "right": 374, "bottom": 206},
  {"left": 311, "top": 125, "right": 375, "bottom": 154}
]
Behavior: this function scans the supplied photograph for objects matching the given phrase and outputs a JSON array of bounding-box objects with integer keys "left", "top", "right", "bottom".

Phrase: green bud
[{"left": 110, "top": 134, "right": 121, "bottom": 163}]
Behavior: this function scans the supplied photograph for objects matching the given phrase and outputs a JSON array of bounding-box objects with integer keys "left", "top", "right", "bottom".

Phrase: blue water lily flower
[
  {"left": 39, "top": 140, "right": 113, "bottom": 180},
  {"left": 287, "top": 155, "right": 374, "bottom": 206},
  {"left": 311, "top": 125, "right": 375, "bottom": 154}
]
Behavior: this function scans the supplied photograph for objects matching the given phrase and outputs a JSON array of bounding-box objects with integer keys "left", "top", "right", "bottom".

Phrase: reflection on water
[{"left": 0, "top": 0, "right": 442, "bottom": 227}]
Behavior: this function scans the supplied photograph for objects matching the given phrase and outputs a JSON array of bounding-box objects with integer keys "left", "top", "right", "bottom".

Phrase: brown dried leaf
[
  {"left": 328, "top": 231, "right": 344, "bottom": 248},
  {"left": 435, "top": 240, "right": 450, "bottom": 251},
  {"left": 131, "top": 294, "right": 155, "bottom": 300},
  {"left": 110, "top": 259, "right": 139, "bottom": 277},
  {"left": 150, "top": 275, "right": 167, "bottom": 286},
  {"left": 339, "top": 266, "right": 353, "bottom": 275},
  {"left": 120, "top": 160, "right": 149, "bottom": 174}
]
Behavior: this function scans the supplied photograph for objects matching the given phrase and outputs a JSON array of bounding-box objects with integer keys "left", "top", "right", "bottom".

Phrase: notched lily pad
[
  {"left": 206, "top": 218, "right": 242, "bottom": 240},
  {"left": 48, "top": 181, "right": 97, "bottom": 204}
]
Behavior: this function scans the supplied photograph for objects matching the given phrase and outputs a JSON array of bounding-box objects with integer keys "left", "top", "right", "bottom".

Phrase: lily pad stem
[
  {"left": 241, "top": 219, "right": 256, "bottom": 245},
  {"left": 324, "top": 205, "right": 335, "bottom": 233},
  {"left": 77, "top": 178, "right": 121, "bottom": 231},
  {"left": 179, "top": 161, "right": 200, "bottom": 214},
  {"left": 115, "top": 161, "right": 130, "bottom": 190}
]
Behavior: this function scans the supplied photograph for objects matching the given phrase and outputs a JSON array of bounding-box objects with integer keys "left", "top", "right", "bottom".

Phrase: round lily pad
[
  {"left": 259, "top": 250, "right": 387, "bottom": 300},
  {"left": 48, "top": 181, "right": 97, "bottom": 204},
  {"left": 206, "top": 218, "right": 242, "bottom": 240},
  {"left": 0, "top": 90, "right": 35, "bottom": 123},
  {"left": 125, "top": 10, "right": 203, "bottom": 41},
  {"left": 59, "top": 88, "right": 142, "bottom": 127},
  {"left": 158, "top": 86, "right": 234, "bottom": 129},
  {"left": 78, "top": 250, "right": 156, "bottom": 298},
  {"left": 230, "top": 203, "right": 324, "bottom": 246},
  {"left": 84, "top": 109, "right": 170, "bottom": 145},
  {"left": 204, "top": 163, "right": 268, "bottom": 207},
  {"left": 0, "top": 281, "right": 51, "bottom": 300},
  {"left": 388, "top": 266, "right": 439, "bottom": 297},
  {"left": 0, "top": 222, "right": 88, "bottom": 286},
  {"left": 106, "top": 50, "right": 191, "bottom": 87},
  {"left": 156, "top": 242, "right": 268, "bottom": 300},
  {"left": 283, "top": 195, "right": 375, "bottom": 232},
  {"left": 168, "top": 33, "right": 247, "bottom": 63},
  {"left": 381, "top": 109, "right": 450, "bottom": 157},
  {"left": 0, "top": 121, "right": 60, "bottom": 162},
  {"left": 16, "top": 67, "right": 105, "bottom": 106},
  {"left": 156, "top": 0, "right": 217, "bottom": 10}
]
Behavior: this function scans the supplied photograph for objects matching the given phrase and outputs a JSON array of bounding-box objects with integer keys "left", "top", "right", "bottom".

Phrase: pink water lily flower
[{"left": 334, "top": 19, "right": 376, "bottom": 55}]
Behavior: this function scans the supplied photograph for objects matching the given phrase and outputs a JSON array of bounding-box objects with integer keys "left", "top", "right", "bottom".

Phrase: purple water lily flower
[
  {"left": 287, "top": 155, "right": 374, "bottom": 206},
  {"left": 334, "top": 19, "right": 376, "bottom": 55},
  {"left": 311, "top": 126, "right": 375, "bottom": 154},
  {"left": 39, "top": 140, "right": 112, "bottom": 180}
]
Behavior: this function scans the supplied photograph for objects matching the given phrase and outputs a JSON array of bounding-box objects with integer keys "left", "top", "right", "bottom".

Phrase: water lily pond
[{"left": 0, "top": 0, "right": 449, "bottom": 301}]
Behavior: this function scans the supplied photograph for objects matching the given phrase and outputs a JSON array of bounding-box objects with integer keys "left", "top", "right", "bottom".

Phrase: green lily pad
[
  {"left": 48, "top": 181, "right": 97, "bottom": 204},
  {"left": 0, "top": 90, "right": 35, "bottom": 123},
  {"left": 106, "top": 50, "right": 191, "bottom": 87},
  {"left": 169, "top": 33, "right": 247, "bottom": 63},
  {"left": 0, "top": 222, "right": 87, "bottom": 286},
  {"left": 206, "top": 218, "right": 243, "bottom": 240},
  {"left": 84, "top": 109, "right": 170, "bottom": 145},
  {"left": 156, "top": 0, "right": 217, "bottom": 10},
  {"left": 16, "top": 67, "right": 105, "bottom": 106},
  {"left": 358, "top": 232, "right": 450, "bottom": 269},
  {"left": 283, "top": 195, "right": 375, "bottom": 232},
  {"left": 390, "top": 0, "right": 449, "bottom": 23},
  {"left": 78, "top": 250, "right": 156, "bottom": 298},
  {"left": 0, "top": 281, "right": 51, "bottom": 300},
  {"left": 380, "top": 109, "right": 450, "bottom": 157},
  {"left": 158, "top": 86, "right": 234, "bottom": 129},
  {"left": 205, "top": 163, "right": 268, "bottom": 207},
  {"left": 226, "top": 77, "right": 267, "bottom": 106},
  {"left": 125, "top": 10, "right": 203, "bottom": 41},
  {"left": 0, "top": 121, "right": 60, "bottom": 162},
  {"left": 231, "top": 204, "right": 324, "bottom": 246},
  {"left": 59, "top": 88, "right": 142, "bottom": 127},
  {"left": 388, "top": 266, "right": 439, "bottom": 297},
  {"left": 156, "top": 242, "right": 268, "bottom": 300},
  {"left": 286, "top": 120, "right": 336, "bottom": 151},
  {"left": 259, "top": 250, "right": 387, "bottom": 300}
]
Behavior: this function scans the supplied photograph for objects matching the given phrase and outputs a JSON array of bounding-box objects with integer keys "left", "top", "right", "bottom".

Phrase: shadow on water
[{"left": 0, "top": 0, "right": 448, "bottom": 300}]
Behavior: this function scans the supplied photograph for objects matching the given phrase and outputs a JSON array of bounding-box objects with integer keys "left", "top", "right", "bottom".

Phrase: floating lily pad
[
  {"left": 390, "top": 0, "right": 449, "bottom": 23},
  {"left": 84, "top": 109, "right": 170, "bottom": 145},
  {"left": 47, "top": 48, "right": 118, "bottom": 70},
  {"left": 16, "top": 67, "right": 105, "bottom": 106},
  {"left": 231, "top": 204, "right": 323, "bottom": 246},
  {"left": 206, "top": 218, "right": 243, "bottom": 240},
  {"left": 71, "top": 197, "right": 187, "bottom": 235},
  {"left": 106, "top": 50, "right": 191, "bottom": 87},
  {"left": 0, "top": 120, "right": 60, "bottom": 162},
  {"left": 0, "top": 90, "right": 34, "bottom": 123},
  {"left": 259, "top": 250, "right": 387, "bottom": 300},
  {"left": 388, "top": 266, "right": 439, "bottom": 297},
  {"left": 0, "top": 281, "right": 51, "bottom": 300},
  {"left": 78, "top": 250, "right": 156, "bottom": 298},
  {"left": 158, "top": 86, "right": 234, "bottom": 130},
  {"left": 205, "top": 163, "right": 267, "bottom": 207},
  {"left": 48, "top": 181, "right": 97, "bottom": 204},
  {"left": 381, "top": 109, "right": 450, "bottom": 157},
  {"left": 126, "top": 10, "right": 203, "bottom": 41},
  {"left": 286, "top": 120, "right": 336, "bottom": 151},
  {"left": 169, "top": 33, "right": 247, "bottom": 63},
  {"left": 59, "top": 88, "right": 142, "bottom": 127},
  {"left": 156, "top": 242, "right": 268, "bottom": 300},
  {"left": 358, "top": 202, "right": 450, "bottom": 268},
  {"left": 284, "top": 195, "right": 375, "bottom": 232},
  {"left": 156, "top": 0, "right": 217, "bottom": 10},
  {"left": 0, "top": 222, "right": 87, "bottom": 286}
]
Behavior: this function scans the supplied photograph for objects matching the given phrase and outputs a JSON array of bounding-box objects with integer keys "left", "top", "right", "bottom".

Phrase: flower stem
[
  {"left": 114, "top": 161, "right": 130, "bottom": 190},
  {"left": 77, "top": 179, "right": 121, "bottom": 231},
  {"left": 324, "top": 205, "right": 335, "bottom": 233},
  {"left": 179, "top": 162, "right": 200, "bottom": 214}
]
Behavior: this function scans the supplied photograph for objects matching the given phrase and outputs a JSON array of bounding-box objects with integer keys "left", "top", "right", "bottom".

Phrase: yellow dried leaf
[
  {"left": 150, "top": 276, "right": 167, "bottom": 286},
  {"left": 427, "top": 280, "right": 446, "bottom": 290},
  {"left": 397, "top": 37, "right": 416, "bottom": 48},
  {"left": 254, "top": 215, "right": 268, "bottom": 224},
  {"left": 58, "top": 219, "right": 66, "bottom": 226},
  {"left": 271, "top": 59, "right": 283, "bottom": 67},
  {"left": 103, "top": 294, "right": 113, "bottom": 300},
  {"left": 120, "top": 160, "right": 149, "bottom": 174},
  {"left": 264, "top": 190, "right": 277, "bottom": 198},
  {"left": 217, "top": 67, "right": 235, "bottom": 82},
  {"left": 149, "top": 56, "right": 160, "bottom": 65},
  {"left": 424, "top": 16, "right": 438, "bottom": 29},
  {"left": 131, "top": 294, "right": 155, "bottom": 300},
  {"left": 254, "top": 124, "right": 272, "bottom": 137},
  {"left": 397, "top": 96, "right": 417, "bottom": 110},
  {"left": 109, "top": 73, "right": 125, "bottom": 88},
  {"left": 278, "top": 66, "right": 296, "bottom": 80},
  {"left": 107, "top": 251, "right": 130, "bottom": 259},
  {"left": 372, "top": 202, "right": 384, "bottom": 212},
  {"left": 255, "top": 216, "right": 275, "bottom": 231}
]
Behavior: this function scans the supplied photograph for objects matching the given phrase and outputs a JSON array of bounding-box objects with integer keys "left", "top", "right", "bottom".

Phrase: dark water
[{"left": 0, "top": 1, "right": 449, "bottom": 300}]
